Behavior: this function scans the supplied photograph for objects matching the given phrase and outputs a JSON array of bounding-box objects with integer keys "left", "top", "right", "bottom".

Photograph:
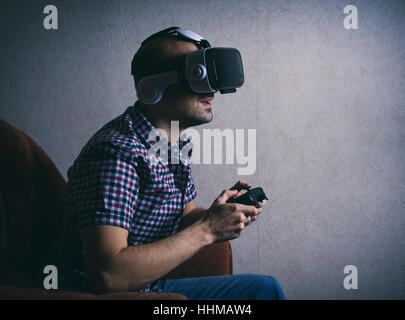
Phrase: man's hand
[
  {"left": 201, "top": 180, "right": 267, "bottom": 243},
  {"left": 229, "top": 180, "right": 267, "bottom": 225}
]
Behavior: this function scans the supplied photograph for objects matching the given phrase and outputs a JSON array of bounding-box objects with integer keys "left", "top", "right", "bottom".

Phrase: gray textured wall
[{"left": 0, "top": 0, "right": 404, "bottom": 299}]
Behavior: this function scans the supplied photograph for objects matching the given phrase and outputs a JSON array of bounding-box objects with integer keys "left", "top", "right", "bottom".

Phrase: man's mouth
[{"left": 200, "top": 96, "right": 214, "bottom": 108}]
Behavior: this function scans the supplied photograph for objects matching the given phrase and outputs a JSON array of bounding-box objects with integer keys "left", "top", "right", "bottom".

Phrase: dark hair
[{"left": 131, "top": 36, "right": 191, "bottom": 88}]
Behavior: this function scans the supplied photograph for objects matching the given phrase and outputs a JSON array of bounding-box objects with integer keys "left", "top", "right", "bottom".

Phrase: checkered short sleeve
[
  {"left": 183, "top": 168, "right": 197, "bottom": 204},
  {"left": 72, "top": 144, "right": 139, "bottom": 232}
]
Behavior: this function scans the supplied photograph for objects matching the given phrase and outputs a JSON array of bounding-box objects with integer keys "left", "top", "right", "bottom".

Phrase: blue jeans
[{"left": 162, "top": 274, "right": 286, "bottom": 300}]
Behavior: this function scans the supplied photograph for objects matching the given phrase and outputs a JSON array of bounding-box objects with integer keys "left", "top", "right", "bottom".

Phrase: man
[{"left": 48, "top": 27, "right": 285, "bottom": 300}]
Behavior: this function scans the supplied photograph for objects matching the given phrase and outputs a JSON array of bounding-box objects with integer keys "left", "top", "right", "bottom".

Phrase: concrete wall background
[{"left": 0, "top": 0, "right": 404, "bottom": 299}]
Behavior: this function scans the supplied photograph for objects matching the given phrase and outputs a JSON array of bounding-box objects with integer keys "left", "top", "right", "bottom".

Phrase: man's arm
[
  {"left": 82, "top": 185, "right": 261, "bottom": 294},
  {"left": 82, "top": 220, "right": 213, "bottom": 294},
  {"left": 82, "top": 201, "right": 213, "bottom": 294},
  {"left": 177, "top": 200, "right": 207, "bottom": 231}
]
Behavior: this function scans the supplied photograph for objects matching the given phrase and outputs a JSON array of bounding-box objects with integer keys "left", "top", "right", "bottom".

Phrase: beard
[
  {"left": 187, "top": 93, "right": 215, "bottom": 126},
  {"left": 166, "top": 88, "right": 215, "bottom": 128},
  {"left": 182, "top": 105, "right": 213, "bottom": 127}
]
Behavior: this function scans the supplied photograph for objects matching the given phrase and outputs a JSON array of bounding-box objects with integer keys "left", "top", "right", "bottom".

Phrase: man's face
[{"left": 159, "top": 41, "right": 215, "bottom": 128}]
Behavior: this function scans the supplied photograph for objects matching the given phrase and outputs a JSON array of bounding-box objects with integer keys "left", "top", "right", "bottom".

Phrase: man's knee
[{"left": 248, "top": 274, "right": 285, "bottom": 300}]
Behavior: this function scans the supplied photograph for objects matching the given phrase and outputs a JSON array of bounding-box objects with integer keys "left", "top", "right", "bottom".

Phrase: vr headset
[{"left": 132, "top": 27, "right": 244, "bottom": 105}]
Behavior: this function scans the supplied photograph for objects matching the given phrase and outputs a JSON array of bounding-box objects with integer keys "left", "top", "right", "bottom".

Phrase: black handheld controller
[{"left": 226, "top": 187, "right": 268, "bottom": 207}]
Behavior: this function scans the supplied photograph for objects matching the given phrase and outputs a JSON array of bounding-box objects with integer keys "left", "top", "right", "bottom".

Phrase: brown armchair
[{"left": 0, "top": 119, "right": 232, "bottom": 300}]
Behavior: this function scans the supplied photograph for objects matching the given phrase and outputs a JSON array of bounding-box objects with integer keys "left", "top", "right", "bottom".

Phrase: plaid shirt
[{"left": 47, "top": 103, "right": 197, "bottom": 293}]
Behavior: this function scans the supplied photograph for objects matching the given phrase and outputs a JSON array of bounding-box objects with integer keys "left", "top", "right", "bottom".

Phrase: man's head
[{"left": 131, "top": 36, "right": 214, "bottom": 128}]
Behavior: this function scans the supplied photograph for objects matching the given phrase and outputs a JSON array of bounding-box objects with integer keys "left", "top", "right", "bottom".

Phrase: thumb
[{"left": 216, "top": 189, "right": 239, "bottom": 204}]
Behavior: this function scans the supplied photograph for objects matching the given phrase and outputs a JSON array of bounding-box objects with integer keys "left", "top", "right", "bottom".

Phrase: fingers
[
  {"left": 236, "top": 203, "right": 261, "bottom": 217},
  {"left": 236, "top": 190, "right": 246, "bottom": 197},
  {"left": 217, "top": 189, "right": 239, "bottom": 204},
  {"left": 230, "top": 180, "right": 252, "bottom": 191},
  {"left": 256, "top": 199, "right": 267, "bottom": 208},
  {"left": 244, "top": 215, "right": 252, "bottom": 226},
  {"left": 243, "top": 213, "right": 260, "bottom": 227}
]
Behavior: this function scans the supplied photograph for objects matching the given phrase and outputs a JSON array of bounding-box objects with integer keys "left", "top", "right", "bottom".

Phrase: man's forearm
[
  {"left": 177, "top": 207, "right": 207, "bottom": 231},
  {"left": 100, "top": 219, "right": 213, "bottom": 293}
]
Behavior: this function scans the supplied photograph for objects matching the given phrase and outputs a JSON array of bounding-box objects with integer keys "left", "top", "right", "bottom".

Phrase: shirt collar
[
  {"left": 129, "top": 102, "right": 193, "bottom": 165},
  {"left": 128, "top": 102, "right": 156, "bottom": 150}
]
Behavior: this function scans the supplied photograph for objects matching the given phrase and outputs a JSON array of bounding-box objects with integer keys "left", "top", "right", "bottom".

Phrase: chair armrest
[
  {"left": 163, "top": 241, "right": 233, "bottom": 280},
  {"left": 0, "top": 286, "right": 187, "bottom": 300},
  {"left": 0, "top": 242, "right": 233, "bottom": 299}
]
